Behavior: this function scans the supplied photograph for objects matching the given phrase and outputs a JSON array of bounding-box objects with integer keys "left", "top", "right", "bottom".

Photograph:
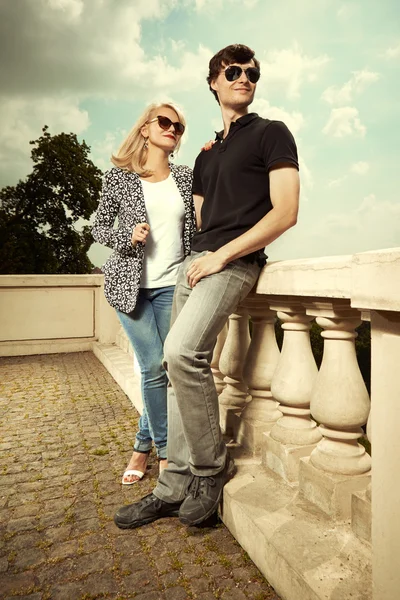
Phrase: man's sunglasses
[
  {"left": 148, "top": 115, "right": 185, "bottom": 136},
  {"left": 224, "top": 65, "right": 260, "bottom": 84}
]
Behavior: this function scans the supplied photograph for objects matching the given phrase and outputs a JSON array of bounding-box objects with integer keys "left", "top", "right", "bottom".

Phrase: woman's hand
[
  {"left": 131, "top": 222, "right": 150, "bottom": 247},
  {"left": 201, "top": 140, "right": 216, "bottom": 151}
]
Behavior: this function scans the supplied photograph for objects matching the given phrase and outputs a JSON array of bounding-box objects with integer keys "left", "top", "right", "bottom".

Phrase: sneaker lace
[
  {"left": 188, "top": 475, "right": 216, "bottom": 499},
  {"left": 141, "top": 493, "right": 157, "bottom": 507}
]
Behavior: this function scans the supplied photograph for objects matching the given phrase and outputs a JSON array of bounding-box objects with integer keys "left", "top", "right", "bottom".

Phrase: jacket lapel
[{"left": 125, "top": 171, "right": 147, "bottom": 224}]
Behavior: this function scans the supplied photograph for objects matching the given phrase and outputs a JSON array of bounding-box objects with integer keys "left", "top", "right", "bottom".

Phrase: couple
[{"left": 92, "top": 43, "right": 300, "bottom": 529}]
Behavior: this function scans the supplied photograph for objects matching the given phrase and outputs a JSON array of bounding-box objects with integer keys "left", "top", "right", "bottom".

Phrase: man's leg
[
  {"left": 152, "top": 257, "right": 194, "bottom": 502},
  {"left": 155, "top": 253, "right": 260, "bottom": 523}
]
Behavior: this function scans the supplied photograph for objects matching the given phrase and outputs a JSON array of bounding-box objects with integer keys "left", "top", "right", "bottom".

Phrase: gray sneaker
[
  {"left": 178, "top": 454, "right": 236, "bottom": 526},
  {"left": 114, "top": 493, "right": 182, "bottom": 529}
]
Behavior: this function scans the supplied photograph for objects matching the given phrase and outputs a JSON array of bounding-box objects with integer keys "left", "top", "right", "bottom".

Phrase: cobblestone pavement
[{"left": 0, "top": 352, "right": 281, "bottom": 600}]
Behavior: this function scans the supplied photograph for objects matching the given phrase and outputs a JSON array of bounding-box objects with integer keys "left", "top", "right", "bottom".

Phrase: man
[{"left": 114, "top": 43, "right": 299, "bottom": 529}]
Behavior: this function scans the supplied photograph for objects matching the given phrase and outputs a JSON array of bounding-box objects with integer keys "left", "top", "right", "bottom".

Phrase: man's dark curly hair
[{"left": 207, "top": 43, "right": 260, "bottom": 104}]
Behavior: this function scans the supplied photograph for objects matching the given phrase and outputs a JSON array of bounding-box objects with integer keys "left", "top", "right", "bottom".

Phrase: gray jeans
[{"left": 154, "top": 251, "right": 261, "bottom": 503}]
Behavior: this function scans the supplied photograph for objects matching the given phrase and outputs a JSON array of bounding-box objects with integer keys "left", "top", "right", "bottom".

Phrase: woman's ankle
[{"left": 158, "top": 458, "right": 168, "bottom": 473}]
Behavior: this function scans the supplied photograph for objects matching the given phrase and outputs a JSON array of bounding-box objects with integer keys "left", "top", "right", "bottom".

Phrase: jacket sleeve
[{"left": 92, "top": 170, "right": 136, "bottom": 255}]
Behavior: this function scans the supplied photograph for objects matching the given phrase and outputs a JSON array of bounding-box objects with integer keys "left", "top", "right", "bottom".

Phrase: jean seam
[
  {"left": 193, "top": 263, "right": 240, "bottom": 353},
  {"left": 239, "top": 262, "right": 260, "bottom": 303},
  {"left": 190, "top": 263, "right": 242, "bottom": 458}
]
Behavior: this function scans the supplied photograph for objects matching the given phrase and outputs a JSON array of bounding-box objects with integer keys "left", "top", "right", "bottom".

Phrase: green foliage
[
  {"left": 354, "top": 321, "right": 371, "bottom": 393},
  {"left": 0, "top": 126, "right": 102, "bottom": 274}
]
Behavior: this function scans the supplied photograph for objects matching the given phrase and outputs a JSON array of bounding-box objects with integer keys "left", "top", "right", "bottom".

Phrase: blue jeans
[{"left": 116, "top": 286, "right": 175, "bottom": 460}]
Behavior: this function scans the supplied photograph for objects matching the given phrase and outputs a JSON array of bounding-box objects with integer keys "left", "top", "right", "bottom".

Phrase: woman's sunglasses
[
  {"left": 224, "top": 65, "right": 260, "bottom": 84},
  {"left": 148, "top": 115, "right": 185, "bottom": 136}
]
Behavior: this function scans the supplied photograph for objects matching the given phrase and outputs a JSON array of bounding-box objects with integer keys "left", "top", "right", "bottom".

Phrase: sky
[{"left": 1, "top": 0, "right": 399, "bottom": 267}]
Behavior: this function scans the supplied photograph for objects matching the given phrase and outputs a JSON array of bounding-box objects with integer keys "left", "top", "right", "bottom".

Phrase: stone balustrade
[
  {"left": 1, "top": 247, "right": 399, "bottom": 600},
  {"left": 0, "top": 274, "right": 118, "bottom": 356},
  {"left": 212, "top": 248, "right": 400, "bottom": 600}
]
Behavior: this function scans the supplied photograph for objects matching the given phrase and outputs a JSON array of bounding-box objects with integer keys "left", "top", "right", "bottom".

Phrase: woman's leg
[
  {"left": 147, "top": 286, "right": 175, "bottom": 470},
  {"left": 116, "top": 295, "right": 153, "bottom": 482},
  {"left": 116, "top": 287, "right": 172, "bottom": 465}
]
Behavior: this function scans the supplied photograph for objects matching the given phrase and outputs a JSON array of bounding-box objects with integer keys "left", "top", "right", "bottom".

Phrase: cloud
[
  {"left": 350, "top": 161, "right": 370, "bottom": 175},
  {"left": 139, "top": 45, "right": 212, "bottom": 91},
  {"left": 354, "top": 194, "right": 400, "bottom": 246},
  {"left": 305, "top": 193, "right": 400, "bottom": 257},
  {"left": 0, "top": 1, "right": 212, "bottom": 185},
  {"left": 0, "top": 1, "right": 208, "bottom": 98},
  {"left": 259, "top": 44, "right": 330, "bottom": 99},
  {"left": 322, "top": 69, "right": 380, "bottom": 105},
  {"left": 46, "top": 0, "right": 84, "bottom": 20},
  {"left": 250, "top": 98, "right": 312, "bottom": 201},
  {"left": 195, "top": 0, "right": 216, "bottom": 9},
  {"left": 170, "top": 39, "right": 186, "bottom": 53},
  {"left": 382, "top": 42, "right": 400, "bottom": 59},
  {"left": 337, "top": 3, "right": 359, "bottom": 19},
  {"left": 251, "top": 98, "right": 305, "bottom": 135},
  {"left": 270, "top": 186, "right": 400, "bottom": 261},
  {"left": 90, "top": 131, "right": 126, "bottom": 173},
  {"left": 328, "top": 176, "right": 346, "bottom": 188},
  {"left": 195, "top": 0, "right": 259, "bottom": 11},
  {"left": 323, "top": 106, "right": 366, "bottom": 137},
  {"left": 0, "top": 96, "right": 90, "bottom": 186},
  {"left": 327, "top": 161, "right": 369, "bottom": 189},
  {"left": 298, "top": 158, "right": 314, "bottom": 200}
]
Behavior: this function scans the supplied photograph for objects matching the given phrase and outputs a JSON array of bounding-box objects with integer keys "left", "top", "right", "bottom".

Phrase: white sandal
[{"left": 121, "top": 469, "right": 145, "bottom": 485}]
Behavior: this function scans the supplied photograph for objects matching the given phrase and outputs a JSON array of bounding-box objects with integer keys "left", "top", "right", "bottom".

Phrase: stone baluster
[
  {"left": 219, "top": 307, "right": 251, "bottom": 409},
  {"left": 269, "top": 301, "right": 321, "bottom": 446},
  {"left": 351, "top": 313, "right": 372, "bottom": 541},
  {"left": 366, "top": 410, "right": 372, "bottom": 444},
  {"left": 211, "top": 322, "right": 228, "bottom": 395},
  {"left": 241, "top": 297, "right": 281, "bottom": 423},
  {"left": 236, "top": 297, "right": 281, "bottom": 454},
  {"left": 308, "top": 312, "right": 371, "bottom": 476},
  {"left": 260, "top": 300, "right": 321, "bottom": 481},
  {"left": 298, "top": 302, "right": 371, "bottom": 520}
]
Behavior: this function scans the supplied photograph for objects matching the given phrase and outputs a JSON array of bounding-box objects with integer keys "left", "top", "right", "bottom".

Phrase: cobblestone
[{"left": 0, "top": 352, "right": 281, "bottom": 599}]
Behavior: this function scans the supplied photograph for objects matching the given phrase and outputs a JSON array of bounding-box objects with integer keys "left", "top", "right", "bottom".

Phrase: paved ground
[{"left": 0, "top": 352, "right": 281, "bottom": 600}]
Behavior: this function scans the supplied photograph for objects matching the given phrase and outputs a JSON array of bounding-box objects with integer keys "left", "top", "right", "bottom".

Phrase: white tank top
[{"left": 139, "top": 174, "right": 185, "bottom": 288}]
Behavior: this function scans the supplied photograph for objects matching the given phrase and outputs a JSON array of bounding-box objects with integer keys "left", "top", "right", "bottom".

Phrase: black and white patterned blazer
[{"left": 92, "top": 164, "right": 196, "bottom": 314}]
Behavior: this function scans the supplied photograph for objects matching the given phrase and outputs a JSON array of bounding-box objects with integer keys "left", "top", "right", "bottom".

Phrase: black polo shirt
[{"left": 191, "top": 113, "right": 299, "bottom": 261}]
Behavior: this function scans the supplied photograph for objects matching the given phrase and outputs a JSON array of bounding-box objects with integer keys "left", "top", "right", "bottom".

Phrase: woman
[{"left": 92, "top": 103, "right": 196, "bottom": 484}]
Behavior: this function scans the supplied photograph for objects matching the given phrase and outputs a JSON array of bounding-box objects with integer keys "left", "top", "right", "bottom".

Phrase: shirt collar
[{"left": 215, "top": 112, "right": 258, "bottom": 140}]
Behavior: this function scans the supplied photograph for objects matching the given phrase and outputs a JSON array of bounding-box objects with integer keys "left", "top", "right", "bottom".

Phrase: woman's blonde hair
[{"left": 111, "top": 102, "right": 186, "bottom": 177}]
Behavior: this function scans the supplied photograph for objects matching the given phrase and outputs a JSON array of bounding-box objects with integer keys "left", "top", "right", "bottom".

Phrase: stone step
[
  {"left": 351, "top": 489, "right": 371, "bottom": 544},
  {"left": 92, "top": 342, "right": 142, "bottom": 414},
  {"left": 221, "top": 450, "right": 371, "bottom": 600}
]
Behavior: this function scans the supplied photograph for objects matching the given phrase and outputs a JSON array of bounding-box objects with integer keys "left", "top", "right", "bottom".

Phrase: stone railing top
[
  {"left": 0, "top": 274, "right": 104, "bottom": 288},
  {"left": 1, "top": 248, "right": 399, "bottom": 313},
  {"left": 351, "top": 248, "right": 400, "bottom": 312},
  {"left": 256, "top": 254, "right": 353, "bottom": 299},
  {"left": 256, "top": 248, "right": 400, "bottom": 313}
]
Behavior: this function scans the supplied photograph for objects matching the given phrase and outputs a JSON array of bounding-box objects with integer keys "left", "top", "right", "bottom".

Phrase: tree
[{"left": 0, "top": 126, "right": 102, "bottom": 274}]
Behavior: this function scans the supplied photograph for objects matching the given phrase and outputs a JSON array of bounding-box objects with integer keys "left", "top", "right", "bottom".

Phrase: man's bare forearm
[{"left": 213, "top": 205, "right": 298, "bottom": 266}]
